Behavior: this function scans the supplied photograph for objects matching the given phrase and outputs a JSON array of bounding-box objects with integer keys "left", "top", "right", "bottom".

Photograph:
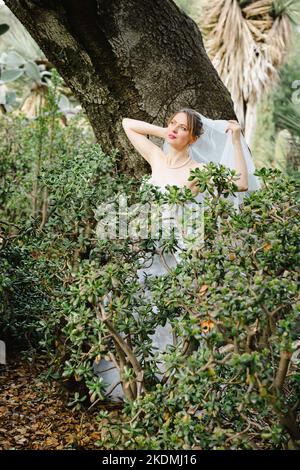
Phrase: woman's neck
[{"left": 165, "top": 146, "right": 190, "bottom": 167}]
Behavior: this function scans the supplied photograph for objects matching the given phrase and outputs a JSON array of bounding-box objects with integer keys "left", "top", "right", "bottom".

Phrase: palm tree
[{"left": 196, "top": 0, "right": 300, "bottom": 145}]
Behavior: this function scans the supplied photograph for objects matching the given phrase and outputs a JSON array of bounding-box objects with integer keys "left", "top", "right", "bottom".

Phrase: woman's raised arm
[{"left": 122, "top": 118, "right": 168, "bottom": 165}]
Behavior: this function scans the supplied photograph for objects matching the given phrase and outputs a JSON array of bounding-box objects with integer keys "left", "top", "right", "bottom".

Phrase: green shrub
[
  {"left": 89, "top": 168, "right": 299, "bottom": 450},
  {"left": 1, "top": 72, "right": 299, "bottom": 449}
]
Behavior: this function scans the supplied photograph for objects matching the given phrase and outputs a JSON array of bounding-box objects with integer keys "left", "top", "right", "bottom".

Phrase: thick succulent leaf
[
  {"left": 24, "top": 60, "right": 41, "bottom": 82},
  {"left": 58, "top": 94, "right": 70, "bottom": 111},
  {"left": 0, "top": 68, "right": 24, "bottom": 84},
  {"left": 3, "top": 50, "right": 26, "bottom": 67}
]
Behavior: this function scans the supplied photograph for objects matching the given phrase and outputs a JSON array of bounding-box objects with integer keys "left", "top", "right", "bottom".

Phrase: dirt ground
[{"left": 0, "top": 357, "right": 123, "bottom": 450}]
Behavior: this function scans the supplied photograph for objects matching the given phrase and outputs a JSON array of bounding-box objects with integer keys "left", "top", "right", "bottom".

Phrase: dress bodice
[
  {"left": 138, "top": 174, "right": 205, "bottom": 256},
  {"left": 142, "top": 175, "right": 206, "bottom": 204},
  {"left": 141, "top": 174, "right": 189, "bottom": 191},
  {"left": 147, "top": 165, "right": 197, "bottom": 192},
  {"left": 147, "top": 176, "right": 171, "bottom": 192}
]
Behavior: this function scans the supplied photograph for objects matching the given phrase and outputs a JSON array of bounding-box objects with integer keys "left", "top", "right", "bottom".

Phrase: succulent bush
[
  {"left": 30, "top": 163, "right": 299, "bottom": 449},
  {"left": 0, "top": 71, "right": 299, "bottom": 449},
  {"left": 89, "top": 167, "right": 300, "bottom": 450}
]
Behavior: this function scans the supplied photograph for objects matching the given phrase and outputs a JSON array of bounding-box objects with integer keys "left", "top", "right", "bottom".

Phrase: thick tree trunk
[{"left": 6, "top": 0, "right": 237, "bottom": 178}]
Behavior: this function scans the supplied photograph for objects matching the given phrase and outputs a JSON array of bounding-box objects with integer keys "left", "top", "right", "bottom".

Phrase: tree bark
[{"left": 6, "top": 0, "right": 237, "bottom": 177}]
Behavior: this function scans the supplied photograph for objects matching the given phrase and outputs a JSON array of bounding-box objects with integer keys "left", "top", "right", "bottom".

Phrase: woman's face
[{"left": 167, "top": 112, "right": 194, "bottom": 148}]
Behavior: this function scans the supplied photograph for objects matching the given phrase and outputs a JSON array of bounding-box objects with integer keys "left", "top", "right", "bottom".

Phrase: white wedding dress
[{"left": 93, "top": 175, "right": 205, "bottom": 402}]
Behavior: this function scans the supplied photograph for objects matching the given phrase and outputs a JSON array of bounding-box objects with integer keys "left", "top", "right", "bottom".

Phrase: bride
[
  {"left": 122, "top": 108, "right": 249, "bottom": 195},
  {"left": 94, "top": 108, "right": 256, "bottom": 402}
]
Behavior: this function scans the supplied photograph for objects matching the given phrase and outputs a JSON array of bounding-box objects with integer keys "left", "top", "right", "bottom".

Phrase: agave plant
[
  {"left": 0, "top": 50, "right": 50, "bottom": 115},
  {"left": 0, "top": 2, "right": 43, "bottom": 59},
  {"left": 197, "top": 0, "right": 300, "bottom": 145},
  {"left": 0, "top": 50, "right": 82, "bottom": 120},
  {"left": 0, "top": 2, "right": 46, "bottom": 115},
  {"left": 0, "top": 2, "right": 81, "bottom": 120}
]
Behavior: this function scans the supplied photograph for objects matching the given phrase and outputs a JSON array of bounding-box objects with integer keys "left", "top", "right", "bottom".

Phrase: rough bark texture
[{"left": 6, "top": 0, "right": 237, "bottom": 178}]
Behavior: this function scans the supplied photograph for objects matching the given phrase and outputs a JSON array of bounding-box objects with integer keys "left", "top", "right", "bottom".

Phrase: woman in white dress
[{"left": 94, "top": 108, "right": 253, "bottom": 402}]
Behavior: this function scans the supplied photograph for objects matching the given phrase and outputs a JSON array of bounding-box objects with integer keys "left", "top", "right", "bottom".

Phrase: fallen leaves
[{"left": 0, "top": 358, "right": 121, "bottom": 450}]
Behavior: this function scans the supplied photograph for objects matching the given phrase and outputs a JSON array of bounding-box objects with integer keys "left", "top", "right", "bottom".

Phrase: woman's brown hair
[{"left": 167, "top": 108, "right": 204, "bottom": 142}]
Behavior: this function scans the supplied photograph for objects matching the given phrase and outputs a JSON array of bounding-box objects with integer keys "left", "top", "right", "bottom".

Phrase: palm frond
[
  {"left": 198, "top": 0, "right": 294, "bottom": 142},
  {"left": 275, "top": 106, "right": 300, "bottom": 137},
  {"left": 271, "top": 0, "right": 300, "bottom": 26}
]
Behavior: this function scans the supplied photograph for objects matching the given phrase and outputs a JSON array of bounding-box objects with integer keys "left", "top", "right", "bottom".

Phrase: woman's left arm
[{"left": 225, "top": 120, "right": 248, "bottom": 191}]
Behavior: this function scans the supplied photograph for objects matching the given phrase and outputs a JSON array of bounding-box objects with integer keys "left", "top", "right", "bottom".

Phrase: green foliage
[
  {"left": 0, "top": 70, "right": 122, "bottom": 355},
  {"left": 252, "top": 27, "right": 300, "bottom": 176},
  {"left": 1, "top": 70, "right": 299, "bottom": 450},
  {"left": 93, "top": 168, "right": 299, "bottom": 450},
  {"left": 252, "top": 93, "right": 277, "bottom": 168},
  {"left": 0, "top": 242, "right": 58, "bottom": 355}
]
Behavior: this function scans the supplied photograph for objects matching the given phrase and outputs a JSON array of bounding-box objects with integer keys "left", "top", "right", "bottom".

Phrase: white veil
[{"left": 162, "top": 111, "right": 261, "bottom": 210}]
